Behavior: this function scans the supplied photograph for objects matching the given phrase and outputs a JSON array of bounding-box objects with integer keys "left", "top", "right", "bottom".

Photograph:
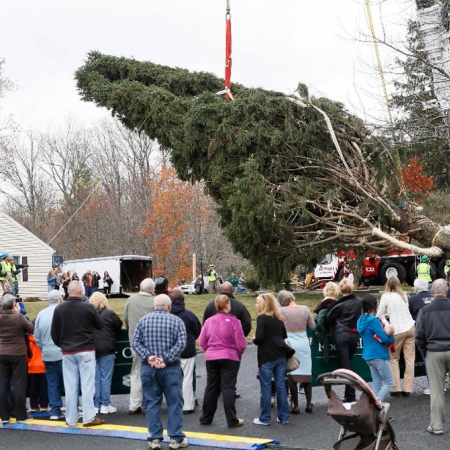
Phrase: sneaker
[
  {"left": 253, "top": 418, "right": 270, "bottom": 426},
  {"left": 83, "top": 417, "right": 106, "bottom": 427},
  {"left": 100, "top": 405, "right": 117, "bottom": 414},
  {"left": 149, "top": 439, "right": 162, "bottom": 450},
  {"left": 423, "top": 388, "right": 430, "bottom": 395},
  {"left": 94, "top": 408, "right": 99, "bottom": 414},
  {"left": 276, "top": 417, "right": 289, "bottom": 425},
  {"left": 1, "top": 419, "right": 9, "bottom": 425},
  {"left": 168, "top": 438, "right": 189, "bottom": 449},
  {"left": 50, "top": 414, "right": 65, "bottom": 420},
  {"left": 17, "top": 415, "right": 33, "bottom": 423},
  {"left": 428, "top": 425, "right": 444, "bottom": 435}
]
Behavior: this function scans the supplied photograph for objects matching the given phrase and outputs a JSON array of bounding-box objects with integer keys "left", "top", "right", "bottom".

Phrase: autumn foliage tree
[
  {"left": 402, "top": 156, "right": 436, "bottom": 195},
  {"left": 140, "top": 165, "right": 211, "bottom": 283}
]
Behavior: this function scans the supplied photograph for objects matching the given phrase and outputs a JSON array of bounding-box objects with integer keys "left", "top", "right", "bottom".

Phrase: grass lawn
[{"left": 23, "top": 292, "right": 323, "bottom": 338}]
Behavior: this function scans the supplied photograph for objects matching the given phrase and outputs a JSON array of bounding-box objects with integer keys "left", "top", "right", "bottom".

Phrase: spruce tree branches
[{"left": 75, "top": 52, "right": 450, "bottom": 280}]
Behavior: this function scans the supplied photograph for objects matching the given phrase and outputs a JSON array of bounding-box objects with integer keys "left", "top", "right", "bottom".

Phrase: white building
[
  {"left": 0, "top": 213, "right": 55, "bottom": 299},
  {"left": 416, "top": 1, "right": 450, "bottom": 110}
]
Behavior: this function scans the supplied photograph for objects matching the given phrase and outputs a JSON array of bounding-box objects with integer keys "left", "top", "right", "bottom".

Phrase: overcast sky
[{"left": 1, "top": 0, "right": 416, "bottom": 131}]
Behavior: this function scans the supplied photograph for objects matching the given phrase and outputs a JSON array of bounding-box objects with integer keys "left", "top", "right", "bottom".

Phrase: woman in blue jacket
[{"left": 357, "top": 295, "right": 395, "bottom": 402}]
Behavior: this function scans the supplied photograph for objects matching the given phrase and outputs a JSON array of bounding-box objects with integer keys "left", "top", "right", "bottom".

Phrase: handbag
[{"left": 285, "top": 341, "right": 300, "bottom": 373}]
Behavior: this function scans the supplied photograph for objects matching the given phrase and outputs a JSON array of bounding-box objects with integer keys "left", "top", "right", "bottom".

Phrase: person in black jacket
[
  {"left": 409, "top": 277, "right": 434, "bottom": 321},
  {"left": 203, "top": 282, "right": 251, "bottom": 336},
  {"left": 203, "top": 282, "right": 251, "bottom": 399},
  {"left": 51, "top": 280, "right": 104, "bottom": 427},
  {"left": 415, "top": 278, "right": 450, "bottom": 435},
  {"left": 89, "top": 291, "right": 123, "bottom": 414},
  {"left": 325, "top": 278, "right": 362, "bottom": 402},
  {"left": 170, "top": 288, "right": 201, "bottom": 414}
]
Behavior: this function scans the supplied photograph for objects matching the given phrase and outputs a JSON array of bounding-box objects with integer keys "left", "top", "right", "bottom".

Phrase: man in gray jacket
[
  {"left": 34, "top": 289, "right": 65, "bottom": 420},
  {"left": 123, "top": 278, "right": 155, "bottom": 414},
  {"left": 415, "top": 278, "right": 450, "bottom": 435}
]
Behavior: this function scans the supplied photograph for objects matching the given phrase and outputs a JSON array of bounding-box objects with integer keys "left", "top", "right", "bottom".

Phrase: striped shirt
[{"left": 132, "top": 309, "right": 186, "bottom": 366}]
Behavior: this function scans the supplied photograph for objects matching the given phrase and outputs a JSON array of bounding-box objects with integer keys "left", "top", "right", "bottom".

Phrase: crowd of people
[
  {"left": 318, "top": 275, "right": 450, "bottom": 435},
  {"left": 3, "top": 269, "right": 450, "bottom": 446},
  {"left": 47, "top": 268, "right": 114, "bottom": 298}
]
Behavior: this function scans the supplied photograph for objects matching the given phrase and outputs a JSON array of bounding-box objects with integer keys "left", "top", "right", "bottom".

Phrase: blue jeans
[
  {"left": 367, "top": 359, "right": 394, "bottom": 402},
  {"left": 84, "top": 286, "right": 95, "bottom": 298},
  {"left": 258, "top": 357, "right": 289, "bottom": 424},
  {"left": 62, "top": 351, "right": 96, "bottom": 426},
  {"left": 45, "top": 360, "right": 64, "bottom": 416},
  {"left": 94, "top": 354, "right": 115, "bottom": 407},
  {"left": 141, "top": 363, "right": 185, "bottom": 442},
  {"left": 334, "top": 332, "right": 359, "bottom": 401}
]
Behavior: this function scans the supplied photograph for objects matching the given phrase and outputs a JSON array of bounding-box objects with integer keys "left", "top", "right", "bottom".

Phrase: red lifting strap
[{"left": 224, "top": 11, "right": 232, "bottom": 99}]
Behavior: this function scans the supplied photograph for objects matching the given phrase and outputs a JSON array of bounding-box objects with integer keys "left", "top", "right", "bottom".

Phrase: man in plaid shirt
[{"left": 132, "top": 294, "right": 188, "bottom": 450}]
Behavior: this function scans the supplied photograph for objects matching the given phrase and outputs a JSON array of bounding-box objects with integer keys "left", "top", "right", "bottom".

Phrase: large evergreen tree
[
  {"left": 391, "top": 19, "right": 450, "bottom": 188},
  {"left": 75, "top": 52, "right": 450, "bottom": 281}
]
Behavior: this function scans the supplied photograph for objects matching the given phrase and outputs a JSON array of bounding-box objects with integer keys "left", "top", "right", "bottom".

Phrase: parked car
[
  {"left": 178, "top": 278, "right": 210, "bottom": 295},
  {"left": 178, "top": 276, "right": 225, "bottom": 295}
]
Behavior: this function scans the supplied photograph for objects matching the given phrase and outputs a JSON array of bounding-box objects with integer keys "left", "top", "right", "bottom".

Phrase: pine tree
[
  {"left": 75, "top": 51, "right": 450, "bottom": 281},
  {"left": 391, "top": 19, "right": 450, "bottom": 188}
]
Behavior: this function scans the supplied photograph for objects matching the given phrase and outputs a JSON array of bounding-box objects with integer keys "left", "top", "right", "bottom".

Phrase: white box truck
[{"left": 63, "top": 255, "right": 153, "bottom": 296}]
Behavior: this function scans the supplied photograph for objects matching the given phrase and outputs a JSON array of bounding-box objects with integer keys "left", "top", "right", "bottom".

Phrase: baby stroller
[{"left": 317, "top": 369, "right": 397, "bottom": 450}]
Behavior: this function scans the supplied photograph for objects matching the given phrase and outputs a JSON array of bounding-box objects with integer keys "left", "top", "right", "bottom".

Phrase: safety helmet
[
  {"left": 421, "top": 255, "right": 429, "bottom": 263},
  {"left": 155, "top": 276, "right": 169, "bottom": 295},
  {"left": 0, "top": 252, "right": 9, "bottom": 259}
]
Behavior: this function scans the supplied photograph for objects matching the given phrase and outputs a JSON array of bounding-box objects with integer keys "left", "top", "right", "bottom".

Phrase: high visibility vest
[
  {"left": 10, "top": 263, "right": 19, "bottom": 283},
  {"left": 208, "top": 269, "right": 216, "bottom": 283},
  {"left": 416, "top": 263, "right": 432, "bottom": 282},
  {"left": 0, "top": 260, "right": 11, "bottom": 281}
]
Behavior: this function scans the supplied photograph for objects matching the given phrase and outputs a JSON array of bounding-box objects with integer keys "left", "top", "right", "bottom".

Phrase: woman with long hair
[
  {"left": 89, "top": 292, "right": 123, "bottom": 414},
  {"left": 253, "top": 293, "right": 291, "bottom": 426},
  {"left": 198, "top": 295, "right": 246, "bottom": 427},
  {"left": 278, "top": 290, "right": 315, "bottom": 414},
  {"left": 377, "top": 276, "right": 415, "bottom": 397},
  {"left": 103, "top": 271, "right": 113, "bottom": 297}
]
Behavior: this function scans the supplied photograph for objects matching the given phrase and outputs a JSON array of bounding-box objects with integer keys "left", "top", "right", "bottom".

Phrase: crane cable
[
  {"left": 364, "top": 0, "right": 392, "bottom": 125},
  {"left": 216, "top": 0, "right": 234, "bottom": 100},
  {"left": 364, "top": 0, "right": 405, "bottom": 192}
]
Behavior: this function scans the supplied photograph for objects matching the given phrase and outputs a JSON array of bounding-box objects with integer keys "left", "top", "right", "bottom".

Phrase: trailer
[{"left": 63, "top": 255, "right": 152, "bottom": 296}]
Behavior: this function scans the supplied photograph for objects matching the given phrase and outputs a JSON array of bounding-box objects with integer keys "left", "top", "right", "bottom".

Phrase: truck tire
[{"left": 380, "top": 262, "right": 406, "bottom": 284}]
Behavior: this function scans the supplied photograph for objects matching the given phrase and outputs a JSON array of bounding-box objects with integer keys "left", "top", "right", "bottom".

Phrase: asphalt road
[{"left": 1, "top": 345, "right": 450, "bottom": 450}]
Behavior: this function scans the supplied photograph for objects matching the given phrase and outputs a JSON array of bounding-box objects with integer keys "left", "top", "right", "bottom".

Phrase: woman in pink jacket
[{"left": 199, "top": 295, "right": 247, "bottom": 428}]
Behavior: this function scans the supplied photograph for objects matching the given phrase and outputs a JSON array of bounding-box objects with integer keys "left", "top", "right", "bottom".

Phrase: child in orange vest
[{"left": 27, "top": 334, "right": 49, "bottom": 411}]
